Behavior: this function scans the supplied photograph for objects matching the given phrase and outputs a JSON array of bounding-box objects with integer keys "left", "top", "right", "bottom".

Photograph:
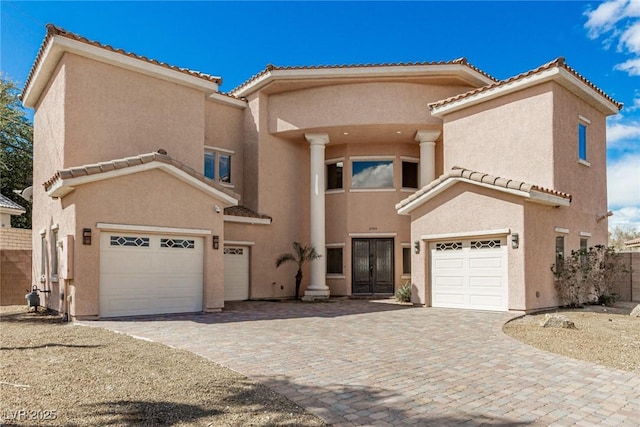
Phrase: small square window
[
  {"left": 204, "top": 150, "right": 232, "bottom": 183},
  {"left": 402, "top": 161, "right": 419, "bottom": 189},
  {"left": 327, "top": 162, "right": 343, "bottom": 190},
  {"left": 326, "top": 247, "right": 343, "bottom": 274},
  {"left": 578, "top": 123, "right": 587, "bottom": 161}
]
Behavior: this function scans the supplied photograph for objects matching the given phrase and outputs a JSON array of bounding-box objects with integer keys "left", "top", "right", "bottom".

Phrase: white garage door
[
  {"left": 224, "top": 246, "right": 249, "bottom": 301},
  {"left": 100, "top": 232, "right": 203, "bottom": 317},
  {"left": 430, "top": 237, "right": 508, "bottom": 311}
]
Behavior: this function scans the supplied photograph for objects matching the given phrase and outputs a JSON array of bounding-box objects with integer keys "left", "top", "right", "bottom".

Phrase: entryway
[{"left": 352, "top": 238, "right": 394, "bottom": 294}]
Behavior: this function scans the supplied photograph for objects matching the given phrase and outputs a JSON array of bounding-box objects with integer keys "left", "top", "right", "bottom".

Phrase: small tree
[
  {"left": 0, "top": 76, "right": 33, "bottom": 229},
  {"left": 275, "top": 242, "right": 321, "bottom": 300},
  {"left": 551, "top": 245, "right": 629, "bottom": 307}
]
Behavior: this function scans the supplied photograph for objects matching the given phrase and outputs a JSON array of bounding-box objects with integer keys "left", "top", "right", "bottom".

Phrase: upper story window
[
  {"left": 402, "top": 161, "right": 419, "bottom": 189},
  {"left": 351, "top": 160, "right": 393, "bottom": 189},
  {"left": 204, "top": 148, "right": 232, "bottom": 184},
  {"left": 327, "top": 161, "right": 343, "bottom": 190},
  {"left": 578, "top": 123, "right": 587, "bottom": 161}
]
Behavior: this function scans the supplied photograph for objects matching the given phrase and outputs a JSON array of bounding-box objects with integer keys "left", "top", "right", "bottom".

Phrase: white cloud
[
  {"left": 607, "top": 118, "right": 640, "bottom": 144},
  {"left": 614, "top": 57, "right": 640, "bottom": 74},
  {"left": 620, "top": 21, "right": 640, "bottom": 53},
  {"left": 608, "top": 206, "right": 640, "bottom": 230},
  {"left": 585, "top": 0, "right": 630, "bottom": 38},
  {"left": 607, "top": 153, "right": 640, "bottom": 209},
  {"left": 585, "top": 0, "right": 640, "bottom": 76}
]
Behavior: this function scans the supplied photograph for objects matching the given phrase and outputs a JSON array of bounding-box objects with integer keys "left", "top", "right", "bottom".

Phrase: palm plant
[{"left": 275, "top": 242, "right": 321, "bottom": 300}]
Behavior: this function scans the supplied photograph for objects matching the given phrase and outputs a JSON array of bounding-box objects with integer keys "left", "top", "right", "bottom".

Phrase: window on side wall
[
  {"left": 326, "top": 247, "right": 343, "bottom": 274},
  {"left": 351, "top": 160, "right": 393, "bottom": 189},
  {"left": 580, "top": 238, "right": 588, "bottom": 266},
  {"left": 402, "top": 247, "right": 411, "bottom": 275},
  {"left": 204, "top": 149, "right": 232, "bottom": 184},
  {"left": 327, "top": 162, "right": 343, "bottom": 190},
  {"left": 578, "top": 123, "right": 587, "bottom": 162},
  {"left": 402, "top": 161, "right": 418, "bottom": 189},
  {"left": 555, "top": 236, "right": 565, "bottom": 273},
  {"left": 40, "top": 234, "right": 46, "bottom": 281},
  {"left": 51, "top": 229, "right": 58, "bottom": 279}
]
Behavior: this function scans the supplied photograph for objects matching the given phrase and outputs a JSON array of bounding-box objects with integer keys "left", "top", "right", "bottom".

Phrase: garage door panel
[
  {"left": 224, "top": 246, "right": 249, "bottom": 301},
  {"left": 469, "top": 256, "right": 502, "bottom": 269},
  {"left": 431, "top": 238, "right": 508, "bottom": 311},
  {"left": 100, "top": 233, "right": 204, "bottom": 317},
  {"left": 469, "top": 276, "right": 504, "bottom": 289},
  {"left": 433, "top": 257, "right": 464, "bottom": 269}
]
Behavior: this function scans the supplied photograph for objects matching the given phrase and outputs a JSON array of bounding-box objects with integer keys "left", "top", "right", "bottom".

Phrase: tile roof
[
  {"left": 224, "top": 205, "right": 272, "bottom": 221},
  {"left": 0, "top": 193, "right": 26, "bottom": 211},
  {"left": 624, "top": 237, "right": 640, "bottom": 247},
  {"left": 228, "top": 58, "right": 498, "bottom": 95},
  {"left": 22, "top": 24, "right": 221, "bottom": 101},
  {"left": 43, "top": 150, "right": 238, "bottom": 201},
  {"left": 396, "top": 166, "right": 571, "bottom": 211},
  {"left": 429, "top": 57, "right": 622, "bottom": 111}
]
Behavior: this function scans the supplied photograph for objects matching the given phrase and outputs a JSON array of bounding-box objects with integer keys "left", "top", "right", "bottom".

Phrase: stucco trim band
[
  {"left": 223, "top": 215, "right": 271, "bottom": 225},
  {"left": 348, "top": 233, "right": 397, "bottom": 238},
  {"left": 96, "top": 223, "right": 212, "bottom": 236},
  {"left": 420, "top": 228, "right": 511, "bottom": 241},
  {"left": 224, "top": 241, "right": 255, "bottom": 246}
]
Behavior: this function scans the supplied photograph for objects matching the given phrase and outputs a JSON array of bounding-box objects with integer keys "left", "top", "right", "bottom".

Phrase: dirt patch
[
  {"left": 503, "top": 303, "right": 640, "bottom": 373},
  {"left": 0, "top": 306, "right": 326, "bottom": 426}
]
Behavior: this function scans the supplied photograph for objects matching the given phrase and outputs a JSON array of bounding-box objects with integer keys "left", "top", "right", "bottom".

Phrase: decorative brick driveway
[{"left": 94, "top": 300, "right": 640, "bottom": 426}]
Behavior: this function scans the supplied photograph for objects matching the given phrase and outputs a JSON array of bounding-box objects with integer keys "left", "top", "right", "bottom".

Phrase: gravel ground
[
  {"left": 0, "top": 306, "right": 326, "bottom": 427},
  {"left": 503, "top": 302, "right": 640, "bottom": 373}
]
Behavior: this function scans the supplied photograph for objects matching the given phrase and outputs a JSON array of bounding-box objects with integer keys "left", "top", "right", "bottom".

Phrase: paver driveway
[{"left": 94, "top": 299, "right": 640, "bottom": 426}]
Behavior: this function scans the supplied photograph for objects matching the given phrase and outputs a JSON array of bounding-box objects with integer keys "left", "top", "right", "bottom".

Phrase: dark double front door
[{"left": 352, "top": 238, "right": 394, "bottom": 294}]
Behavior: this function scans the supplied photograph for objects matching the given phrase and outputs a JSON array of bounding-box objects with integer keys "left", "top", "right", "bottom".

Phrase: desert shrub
[
  {"left": 396, "top": 282, "right": 412, "bottom": 303},
  {"left": 551, "top": 245, "right": 627, "bottom": 307}
]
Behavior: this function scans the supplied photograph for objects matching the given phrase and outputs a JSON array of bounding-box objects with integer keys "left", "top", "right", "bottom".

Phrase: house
[{"left": 21, "top": 24, "right": 621, "bottom": 318}]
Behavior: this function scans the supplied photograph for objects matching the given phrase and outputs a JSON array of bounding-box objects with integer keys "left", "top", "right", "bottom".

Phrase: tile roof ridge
[
  {"left": 429, "top": 57, "right": 622, "bottom": 111},
  {"left": 447, "top": 166, "right": 571, "bottom": 200},
  {"left": 43, "top": 150, "right": 238, "bottom": 200},
  {"left": 229, "top": 59, "right": 497, "bottom": 95},
  {"left": 22, "top": 24, "right": 221, "bottom": 100}
]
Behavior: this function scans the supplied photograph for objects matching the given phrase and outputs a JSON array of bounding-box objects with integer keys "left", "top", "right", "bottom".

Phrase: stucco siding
[
  {"left": 551, "top": 82, "right": 608, "bottom": 214},
  {"left": 69, "top": 169, "right": 226, "bottom": 317},
  {"left": 408, "top": 183, "right": 526, "bottom": 310},
  {"left": 268, "top": 83, "right": 467, "bottom": 133},
  {"left": 205, "top": 100, "right": 245, "bottom": 196},
  {"left": 442, "top": 83, "right": 555, "bottom": 189},
  {"left": 64, "top": 53, "right": 205, "bottom": 169}
]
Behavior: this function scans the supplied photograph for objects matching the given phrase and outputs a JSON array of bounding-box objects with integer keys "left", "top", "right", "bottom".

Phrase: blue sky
[{"left": 2, "top": 1, "right": 639, "bottom": 230}]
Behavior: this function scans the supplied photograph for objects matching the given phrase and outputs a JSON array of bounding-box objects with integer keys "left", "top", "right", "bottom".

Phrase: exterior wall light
[
  {"left": 414, "top": 240, "right": 420, "bottom": 254},
  {"left": 212, "top": 235, "right": 220, "bottom": 250},
  {"left": 511, "top": 233, "right": 519, "bottom": 249},
  {"left": 82, "top": 228, "right": 91, "bottom": 245}
]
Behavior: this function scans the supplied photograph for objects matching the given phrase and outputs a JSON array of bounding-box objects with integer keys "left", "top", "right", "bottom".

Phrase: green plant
[
  {"left": 275, "top": 242, "right": 321, "bottom": 300},
  {"left": 396, "top": 281, "right": 412, "bottom": 303},
  {"left": 551, "top": 245, "right": 629, "bottom": 307}
]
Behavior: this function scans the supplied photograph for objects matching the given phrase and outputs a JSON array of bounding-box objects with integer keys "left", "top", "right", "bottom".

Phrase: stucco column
[
  {"left": 303, "top": 133, "right": 330, "bottom": 300},
  {"left": 415, "top": 130, "right": 441, "bottom": 187}
]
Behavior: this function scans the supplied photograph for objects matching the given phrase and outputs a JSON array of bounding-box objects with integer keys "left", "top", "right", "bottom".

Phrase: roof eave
[
  {"left": 46, "top": 162, "right": 239, "bottom": 206},
  {"left": 23, "top": 35, "right": 221, "bottom": 108},
  {"left": 231, "top": 64, "right": 495, "bottom": 98},
  {"left": 0, "top": 206, "right": 27, "bottom": 216},
  {"left": 431, "top": 67, "right": 620, "bottom": 118},
  {"left": 396, "top": 177, "right": 570, "bottom": 215}
]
